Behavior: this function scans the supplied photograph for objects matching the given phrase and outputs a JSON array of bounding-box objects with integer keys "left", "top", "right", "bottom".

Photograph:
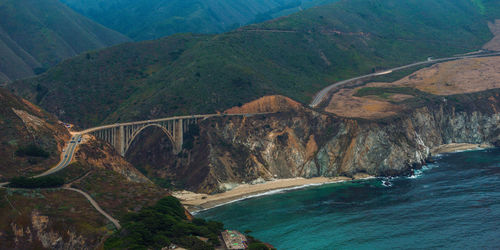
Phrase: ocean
[{"left": 198, "top": 148, "right": 500, "bottom": 249}]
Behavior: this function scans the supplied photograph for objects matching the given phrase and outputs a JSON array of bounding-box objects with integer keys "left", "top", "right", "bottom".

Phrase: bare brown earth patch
[
  {"left": 389, "top": 57, "right": 500, "bottom": 95},
  {"left": 325, "top": 56, "right": 500, "bottom": 119},
  {"left": 225, "top": 95, "right": 303, "bottom": 114},
  {"left": 484, "top": 20, "right": 500, "bottom": 51},
  {"left": 325, "top": 88, "right": 403, "bottom": 119}
]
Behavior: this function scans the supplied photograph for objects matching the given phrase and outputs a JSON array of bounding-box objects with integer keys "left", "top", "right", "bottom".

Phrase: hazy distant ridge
[
  {"left": 60, "top": 0, "right": 339, "bottom": 40},
  {"left": 11, "top": 0, "right": 500, "bottom": 127},
  {"left": 0, "top": 0, "right": 130, "bottom": 82}
]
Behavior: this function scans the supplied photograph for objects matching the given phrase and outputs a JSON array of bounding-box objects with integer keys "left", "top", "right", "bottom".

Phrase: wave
[{"left": 407, "top": 163, "right": 439, "bottom": 179}]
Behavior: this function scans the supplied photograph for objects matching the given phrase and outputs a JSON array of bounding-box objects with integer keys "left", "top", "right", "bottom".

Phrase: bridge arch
[
  {"left": 125, "top": 124, "right": 175, "bottom": 156},
  {"left": 84, "top": 114, "right": 267, "bottom": 157}
]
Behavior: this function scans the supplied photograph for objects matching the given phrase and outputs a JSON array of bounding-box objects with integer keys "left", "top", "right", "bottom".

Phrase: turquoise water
[{"left": 198, "top": 148, "right": 500, "bottom": 249}]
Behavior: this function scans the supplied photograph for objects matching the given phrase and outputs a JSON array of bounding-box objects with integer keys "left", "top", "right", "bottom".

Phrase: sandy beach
[
  {"left": 174, "top": 144, "right": 496, "bottom": 213},
  {"left": 431, "top": 143, "right": 493, "bottom": 155},
  {"left": 174, "top": 174, "right": 373, "bottom": 213}
]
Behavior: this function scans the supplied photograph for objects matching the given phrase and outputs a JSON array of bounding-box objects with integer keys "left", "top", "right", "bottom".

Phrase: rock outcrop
[
  {"left": 75, "top": 136, "right": 151, "bottom": 183},
  {"left": 128, "top": 91, "right": 500, "bottom": 193}
]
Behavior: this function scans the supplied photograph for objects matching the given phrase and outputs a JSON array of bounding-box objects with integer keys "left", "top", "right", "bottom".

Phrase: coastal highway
[
  {"left": 0, "top": 134, "right": 122, "bottom": 229},
  {"left": 309, "top": 51, "right": 500, "bottom": 107},
  {"left": 0, "top": 134, "right": 82, "bottom": 188},
  {"left": 34, "top": 134, "right": 82, "bottom": 178}
]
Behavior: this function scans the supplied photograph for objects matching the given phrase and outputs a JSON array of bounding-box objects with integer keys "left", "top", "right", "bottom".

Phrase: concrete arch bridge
[{"left": 78, "top": 113, "right": 264, "bottom": 156}]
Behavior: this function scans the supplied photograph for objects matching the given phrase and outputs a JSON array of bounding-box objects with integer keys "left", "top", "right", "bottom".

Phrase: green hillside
[
  {"left": 61, "top": 0, "right": 339, "bottom": 41},
  {"left": 10, "top": 0, "right": 500, "bottom": 128},
  {"left": 0, "top": 0, "right": 130, "bottom": 83}
]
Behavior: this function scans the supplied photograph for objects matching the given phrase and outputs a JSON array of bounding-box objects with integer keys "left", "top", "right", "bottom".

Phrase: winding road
[
  {"left": 0, "top": 134, "right": 81, "bottom": 187},
  {"left": 0, "top": 133, "right": 122, "bottom": 230},
  {"left": 64, "top": 187, "right": 121, "bottom": 229},
  {"left": 309, "top": 51, "right": 500, "bottom": 107},
  {"left": 34, "top": 134, "right": 82, "bottom": 178}
]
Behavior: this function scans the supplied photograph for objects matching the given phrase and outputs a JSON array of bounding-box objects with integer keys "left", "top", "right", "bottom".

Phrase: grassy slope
[
  {"left": 0, "top": 151, "right": 170, "bottom": 248},
  {"left": 11, "top": 0, "right": 500, "bottom": 128},
  {"left": 0, "top": 188, "right": 110, "bottom": 249},
  {"left": 61, "top": 0, "right": 339, "bottom": 41},
  {"left": 11, "top": 34, "right": 206, "bottom": 127},
  {"left": 0, "top": 0, "right": 130, "bottom": 82},
  {"left": 0, "top": 87, "right": 69, "bottom": 181}
]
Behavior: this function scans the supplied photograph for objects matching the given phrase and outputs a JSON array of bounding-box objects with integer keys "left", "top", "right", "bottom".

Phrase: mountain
[
  {"left": 10, "top": 0, "right": 500, "bottom": 128},
  {"left": 61, "top": 0, "right": 339, "bottom": 41},
  {"left": 0, "top": 0, "right": 130, "bottom": 83}
]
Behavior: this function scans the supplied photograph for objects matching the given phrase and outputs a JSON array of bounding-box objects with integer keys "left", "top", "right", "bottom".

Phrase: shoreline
[
  {"left": 175, "top": 143, "right": 495, "bottom": 213},
  {"left": 173, "top": 174, "right": 374, "bottom": 213},
  {"left": 431, "top": 143, "right": 494, "bottom": 155}
]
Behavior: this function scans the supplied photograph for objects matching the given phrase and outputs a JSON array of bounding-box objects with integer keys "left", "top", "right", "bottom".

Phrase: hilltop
[
  {"left": 10, "top": 0, "right": 500, "bottom": 128},
  {"left": 61, "top": 0, "right": 339, "bottom": 40},
  {"left": 0, "top": 0, "right": 130, "bottom": 83}
]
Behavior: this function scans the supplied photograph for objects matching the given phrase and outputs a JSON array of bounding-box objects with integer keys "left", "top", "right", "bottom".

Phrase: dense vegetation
[
  {"left": 105, "top": 196, "right": 223, "bottom": 249},
  {"left": 8, "top": 176, "right": 64, "bottom": 189},
  {"left": 11, "top": 0, "right": 500, "bottom": 128},
  {"left": 15, "top": 144, "right": 50, "bottom": 158},
  {"left": 0, "top": 0, "right": 129, "bottom": 83},
  {"left": 61, "top": 0, "right": 338, "bottom": 41}
]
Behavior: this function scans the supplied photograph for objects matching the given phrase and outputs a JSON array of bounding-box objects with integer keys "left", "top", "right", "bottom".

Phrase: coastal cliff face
[{"left": 128, "top": 93, "right": 500, "bottom": 193}]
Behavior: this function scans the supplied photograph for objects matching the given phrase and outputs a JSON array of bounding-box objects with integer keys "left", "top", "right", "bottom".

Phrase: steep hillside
[
  {"left": 0, "top": 87, "right": 69, "bottom": 181},
  {"left": 126, "top": 57, "right": 500, "bottom": 193},
  {"left": 61, "top": 0, "right": 338, "bottom": 40},
  {"left": 126, "top": 91, "right": 500, "bottom": 194},
  {"left": 0, "top": 134, "right": 264, "bottom": 249},
  {"left": 0, "top": 136, "right": 170, "bottom": 249},
  {"left": 11, "top": 0, "right": 500, "bottom": 128},
  {"left": 0, "top": 0, "right": 130, "bottom": 83},
  {"left": 11, "top": 34, "right": 206, "bottom": 127}
]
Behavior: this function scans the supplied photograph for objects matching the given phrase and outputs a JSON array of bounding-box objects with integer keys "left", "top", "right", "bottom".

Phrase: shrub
[
  {"left": 16, "top": 144, "right": 49, "bottom": 158},
  {"left": 8, "top": 176, "right": 64, "bottom": 188},
  {"left": 104, "top": 196, "right": 224, "bottom": 250}
]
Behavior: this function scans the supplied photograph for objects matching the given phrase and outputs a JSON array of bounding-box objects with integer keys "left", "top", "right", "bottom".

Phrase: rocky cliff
[{"left": 128, "top": 92, "right": 500, "bottom": 193}]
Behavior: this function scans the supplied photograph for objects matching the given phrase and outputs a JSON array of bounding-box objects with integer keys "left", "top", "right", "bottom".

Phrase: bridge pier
[
  {"left": 118, "top": 125, "right": 125, "bottom": 157},
  {"left": 89, "top": 117, "right": 203, "bottom": 157},
  {"left": 173, "top": 119, "right": 183, "bottom": 154}
]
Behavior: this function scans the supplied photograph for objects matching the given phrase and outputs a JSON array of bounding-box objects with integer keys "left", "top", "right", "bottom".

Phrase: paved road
[
  {"left": 34, "top": 134, "right": 82, "bottom": 178},
  {"left": 309, "top": 52, "right": 500, "bottom": 107},
  {"left": 0, "top": 134, "right": 81, "bottom": 188},
  {"left": 0, "top": 133, "right": 122, "bottom": 229},
  {"left": 64, "top": 187, "right": 121, "bottom": 229},
  {"left": 78, "top": 112, "right": 271, "bottom": 134}
]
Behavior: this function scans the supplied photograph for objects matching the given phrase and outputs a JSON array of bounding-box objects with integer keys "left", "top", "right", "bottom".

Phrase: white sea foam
[
  {"left": 381, "top": 180, "right": 393, "bottom": 187},
  {"left": 407, "top": 163, "right": 439, "bottom": 179}
]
